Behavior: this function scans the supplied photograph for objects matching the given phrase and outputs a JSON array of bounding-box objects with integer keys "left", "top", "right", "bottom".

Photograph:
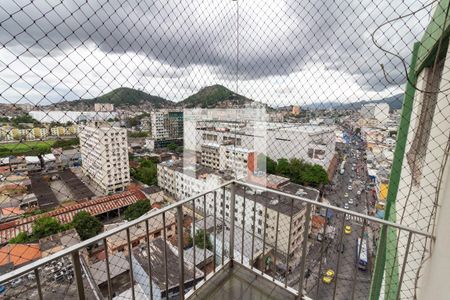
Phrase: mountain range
[
  {"left": 48, "top": 86, "right": 403, "bottom": 111},
  {"left": 302, "top": 94, "right": 404, "bottom": 111}
]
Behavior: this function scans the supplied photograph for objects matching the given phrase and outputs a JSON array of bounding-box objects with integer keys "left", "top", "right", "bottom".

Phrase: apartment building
[
  {"left": 79, "top": 123, "right": 130, "bottom": 194},
  {"left": 50, "top": 125, "right": 78, "bottom": 136},
  {"left": 200, "top": 143, "right": 255, "bottom": 179},
  {"left": 190, "top": 121, "right": 335, "bottom": 172},
  {"left": 0, "top": 125, "right": 76, "bottom": 141},
  {"left": 150, "top": 110, "right": 183, "bottom": 140},
  {"left": 360, "top": 103, "right": 390, "bottom": 124},
  {"left": 157, "top": 159, "right": 319, "bottom": 257}
]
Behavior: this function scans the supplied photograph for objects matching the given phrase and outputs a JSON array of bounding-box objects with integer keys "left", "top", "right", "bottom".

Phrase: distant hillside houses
[
  {"left": 29, "top": 110, "right": 118, "bottom": 124},
  {"left": 0, "top": 125, "right": 78, "bottom": 141}
]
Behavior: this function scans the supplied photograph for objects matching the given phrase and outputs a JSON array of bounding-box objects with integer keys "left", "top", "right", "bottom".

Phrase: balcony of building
[
  {"left": 0, "top": 0, "right": 450, "bottom": 299},
  {"left": 0, "top": 180, "right": 432, "bottom": 300}
]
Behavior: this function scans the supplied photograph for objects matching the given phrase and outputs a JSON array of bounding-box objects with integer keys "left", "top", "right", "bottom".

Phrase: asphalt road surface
[{"left": 304, "top": 132, "right": 373, "bottom": 299}]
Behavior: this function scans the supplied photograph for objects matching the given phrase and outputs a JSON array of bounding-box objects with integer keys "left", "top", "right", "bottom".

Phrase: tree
[
  {"left": 123, "top": 200, "right": 151, "bottom": 221},
  {"left": 129, "top": 131, "right": 149, "bottom": 138},
  {"left": 167, "top": 142, "right": 177, "bottom": 152},
  {"left": 127, "top": 117, "right": 139, "bottom": 127},
  {"left": 275, "top": 158, "right": 290, "bottom": 176},
  {"left": 131, "top": 159, "right": 158, "bottom": 185},
  {"left": 72, "top": 211, "right": 103, "bottom": 240},
  {"left": 9, "top": 232, "right": 32, "bottom": 244},
  {"left": 175, "top": 146, "right": 184, "bottom": 153},
  {"left": 32, "top": 216, "right": 67, "bottom": 240},
  {"left": 194, "top": 229, "right": 212, "bottom": 250}
]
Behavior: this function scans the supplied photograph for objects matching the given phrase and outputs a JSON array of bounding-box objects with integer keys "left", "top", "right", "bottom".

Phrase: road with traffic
[{"left": 301, "top": 131, "right": 374, "bottom": 299}]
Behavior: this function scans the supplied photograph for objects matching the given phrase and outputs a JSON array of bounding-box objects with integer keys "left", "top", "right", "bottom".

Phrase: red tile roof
[
  {"left": 0, "top": 190, "right": 146, "bottom": 243},
  {"left": 0, "top": 244, "right": 41, "bottom": 268}
]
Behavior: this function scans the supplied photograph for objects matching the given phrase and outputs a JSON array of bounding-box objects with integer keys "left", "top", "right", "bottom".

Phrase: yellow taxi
[
  {"left": 322, "top": 269, "right": 335, "bottom": 284},
  {"left": 344, "top": 225, "right": 352, "bottom": 234}
]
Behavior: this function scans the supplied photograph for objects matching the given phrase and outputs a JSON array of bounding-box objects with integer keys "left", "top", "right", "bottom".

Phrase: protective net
[{"left": 0, "top": 0, "right": 449, "bottom": 299}]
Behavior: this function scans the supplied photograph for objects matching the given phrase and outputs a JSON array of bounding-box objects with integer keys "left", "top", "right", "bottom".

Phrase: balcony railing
[{"left": 0, "top": 180, "right": 433, "bottom": 300}]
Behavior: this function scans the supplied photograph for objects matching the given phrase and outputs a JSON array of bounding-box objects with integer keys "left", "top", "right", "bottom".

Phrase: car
[
  {"left": 348, "top": 185, "right": 353, "bottom": 191},
  {"left": 357, "top": 190, "right": 361, "bottom": 195},
  {"left": 345, "top": 214, "right": 351, "bottom": 221},
  {"left": 349, "top": 179, "right": 352, "bottom": 183},
  {"left": 344, "top": 225, "right": 352, "bottom": 234},
  {"left": 344, "top": 193, "right": 349, "bottom": 198},
  {"left": 344, "top": 203, "right": 349, "bottom": 209},
  {"left": 322, "top": 269, "right": 335, "bottom": 284},
  {"left": 317, "top": 233, "right": 324, "bottom": 241},
  {"left": 348, "top": 198, "right": 354, "bottom": 204},
  {"left": 10, "top": 278, "right": 22, "bottom": 288}
]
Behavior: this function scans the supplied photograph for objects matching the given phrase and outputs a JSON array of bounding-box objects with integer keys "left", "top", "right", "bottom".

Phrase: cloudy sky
[{"left": 0, "top": 0, "right": 435, "bottom": 107}]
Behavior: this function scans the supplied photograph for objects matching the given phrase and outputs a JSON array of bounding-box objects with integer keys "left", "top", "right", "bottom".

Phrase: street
[{"left": 289, "top": 130, "right": 375, "bottom": 299}]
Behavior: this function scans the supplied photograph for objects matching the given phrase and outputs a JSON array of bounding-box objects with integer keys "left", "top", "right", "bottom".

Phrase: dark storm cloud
[{"left": 0, "top": 0, "right": 433, "bottom": 91}]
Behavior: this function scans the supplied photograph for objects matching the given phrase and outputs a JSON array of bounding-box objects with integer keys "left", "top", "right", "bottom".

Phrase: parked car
[
  {"left": 322, "top": 269, "right": 335, "bottom": 284},
  {"left": 344, "top": 203, "right": 349, "bottom": 209},
  {"left": 344, "top": 225, "right": 352, "bottom": 234},
  {"left": 348, "top": 198, "right": 354, "bottom": 204},
  {"left": 348, "top": 185, "right": 353, "bottom": 191}
]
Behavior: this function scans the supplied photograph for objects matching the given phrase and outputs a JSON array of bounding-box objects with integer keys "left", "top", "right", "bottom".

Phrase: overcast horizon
[{"left": 0, "top": 0, "right": 435, "bottom": 107}]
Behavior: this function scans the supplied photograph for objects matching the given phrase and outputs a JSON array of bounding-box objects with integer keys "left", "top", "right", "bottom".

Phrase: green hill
[
  {"left": 178, "top": 85, "right": 254, "bottom": 108},
  {"left": 59, "top": 87, "right": 175, "bottom": 109}
]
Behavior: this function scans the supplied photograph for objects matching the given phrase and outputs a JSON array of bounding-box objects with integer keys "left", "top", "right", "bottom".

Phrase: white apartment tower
[
  {"left": 79, "top": 123, "right": 130, "bottom": 194},
  {"left": 360, "top": 103, "right": 390, "bottom": 124}
]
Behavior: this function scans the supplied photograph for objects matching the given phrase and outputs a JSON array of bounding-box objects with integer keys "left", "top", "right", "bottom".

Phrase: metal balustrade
[{"left": 0, "top": 180, "right": 433, "bottom": 300}]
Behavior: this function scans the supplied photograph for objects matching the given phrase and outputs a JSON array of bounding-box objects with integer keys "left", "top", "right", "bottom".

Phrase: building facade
[
  {"left": 200, "top": 143, "right": 255, "bottom": 179},
  {"left": 190, "top": 122, "right": 335, "bottom": 172},
  {"left": 150, "top": 110, "right": 183, "bottom": 140},
  {"left": 79, "top": 123, "right": 130, "bottom": 193},
  {"left": 157, "top": 160, "right": 318, "bottom": 257},
  {"left": 360, "top": 103, "right": 390, "bottom": 124}
]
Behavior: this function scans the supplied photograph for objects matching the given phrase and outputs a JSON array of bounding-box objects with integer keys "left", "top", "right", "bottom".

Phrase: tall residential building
[
  {"left": 200, "top": 143, "right": 255, "bottom": 179},
  {"left": 79, "top": 123, "right": 130, "bottom": 194},
  {"left": 150, "top": 110, "right": 183, "bottom": 140},
  {"left": 190, "top": 121, "right": 336, "bottom": 172},
  {"left": 360, "top": 103, "right": 390, "bottom": 124},
  {"left": 157, "top": 159, "right": 319, "bottom": 257}
]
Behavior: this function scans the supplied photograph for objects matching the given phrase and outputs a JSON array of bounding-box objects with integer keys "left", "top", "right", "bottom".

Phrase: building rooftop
[
  {"left": 0, "top": 190, "right": 147, "bottom": 243},
  {"left": 39, "top": 229, "right": 81, "bottom": 257},
  {"left": 141, "top": 185, "right": 162, "bottom": 195},
  {"left": 24, "top": 156, "right": 40, "bottom": 164},
  {"left": 132, "top": 237, "right": 204, "bottom": 291},
  {"left": 0, "top": 244, "right": 41, "bottom": 273},
  {"left": 104, "top": 210, "right": 176, "bottom": 251},
  {"left": 89, "top": 252, "right": 130, "bottom": 287},
  {"left": 235, "top": 182, "right": 319, "bottom": 216},
  {"left": 184, "top": 245, "right": 214, "bottom": 267},
  {"left": 160, "top": 160, "right": 234, "bottom": 181}
]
